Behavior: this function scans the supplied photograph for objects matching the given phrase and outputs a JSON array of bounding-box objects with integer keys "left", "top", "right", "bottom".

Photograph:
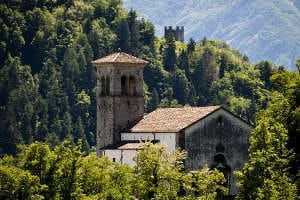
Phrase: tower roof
[{"left": 92, "top": 52, "right": 148, "bottom": 66}]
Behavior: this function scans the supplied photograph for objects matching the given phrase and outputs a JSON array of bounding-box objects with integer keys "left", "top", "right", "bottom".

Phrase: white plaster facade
[
  {"left": 103, "top": 149, "right": 137, "bottom": 165},
  {"left": 121, "top": 132, "right": 177, "bottom": 152},
  {"left": 103, "top": 132, "right": 177, "bottom": 165}
]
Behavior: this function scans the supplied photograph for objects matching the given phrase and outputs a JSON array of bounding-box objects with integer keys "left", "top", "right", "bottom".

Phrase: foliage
[
  {"left": 0, "top": 0, "right": 155, "bottom": 155},
  {"left": 0, "top": 0, "right": 284, "bottom": 154},
  {"left": 236, "top": 71, "right": 300, "bottom": 199},
  {"left": 0, "top": 165, "right": 44, "bottom": 200},
  {"left": 0, "top": 141, "right": 227, "bottom": 199},
  {"left": 133, "top": 142, "right": 186, "bottom": 199}
]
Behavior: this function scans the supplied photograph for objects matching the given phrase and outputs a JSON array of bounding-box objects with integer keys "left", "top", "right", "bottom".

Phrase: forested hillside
[
  {"left": 0, "top": 0, "right": 289, "bottom": 155},
  {"left": 0, "top": 0, "right": 300, "bottom": 199},
  {"left": 0, "top": 0, "right": 157, "bottom": 154}
]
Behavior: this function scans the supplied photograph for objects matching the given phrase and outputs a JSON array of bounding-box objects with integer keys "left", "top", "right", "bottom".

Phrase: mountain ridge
[{"left": 123, "top": 0, "right": 300, "bottom": 70}]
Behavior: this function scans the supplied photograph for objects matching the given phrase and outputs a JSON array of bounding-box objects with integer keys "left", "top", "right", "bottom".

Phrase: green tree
[
  {"left": 139, "top": 19, "right": 155, "bottom": 54},
  {"left": 269, "top": 69, "right": 300, "bottom": 192},
  {"left": 117, "top": 18, "right": 130, "bottom": 52},
  {"left": 88, "top": 18, "right": 117, "bottom": 58},
  {"left": 163, "top": 34, "right": 176, "bottom": 72},
  {"left": 133, "top": 142, "right": 226, "bottom": 199},
  {"left": 133, "top": 142, "right": 186, "bottom": 199},
  {"left": 296, "top": 59, "right": 300, "bottom": 73},
  {"left": 73, "top": 117, "right": 90, "bottom": 153},
  {"left": 178, "top": 49, "right": 190, "bottom": 75},
  {"left": 0, "top": 56, "right": 41, "bottom": 154},
  {"left": 219, "top": 53, "right": 227, "bottom": 78},
  {"left": 172, "top": 68, "right": 190, "bottom": 105},
  {"left": 183, "top": 167, "right": 227, "bottom": 200},
  {"left": 187, "top": 38, "right": 196, "bottom": 54},
  {"left": 148, "top": 88, "right": 160, "bottom": 112},
  {"left": 127, "top": 9, "right": 140, "bottom": 55},
  {"left": 255, "top": 61, "right": 275, "bottom": 89},
  {"left": 236, "top": 93, "right": 297, "bottom": 199},
  {"left": 0, "top": 165, "right": 44, "bottom": 200}
]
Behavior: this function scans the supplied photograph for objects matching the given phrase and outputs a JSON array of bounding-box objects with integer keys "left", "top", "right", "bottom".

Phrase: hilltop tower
[
  {"left": 164, "top": 26, "right": 184, "bottom": 42},
  {"left": 92, "top": 52, "right": 148, "bottom": 156}
]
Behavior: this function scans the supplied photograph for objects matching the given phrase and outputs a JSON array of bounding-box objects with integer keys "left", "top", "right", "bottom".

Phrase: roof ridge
[
  {"left": 154, "top": 105, "right": 220, "bottom": 110},
  {"left": 112, "top": 52, "right": 120, "bottom": 62}
]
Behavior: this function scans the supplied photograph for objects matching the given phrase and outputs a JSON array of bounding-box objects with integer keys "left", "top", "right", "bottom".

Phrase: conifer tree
[
  {"left": 163, "top": 34, "right": 176, "bottom": 72},
  {"left": 178, "top": 49, "right": 190, "bottom": 74},
  {"left": 187, "top": 38, "right": 196, "bottom": 54},
  {"left": 172, "top": 68, "right": 190, "bottom": 105},
  {"left": 128, "top": 9, "right": 140, "bottom": 55},
  {"left": 148, "top": 88, "right": 160, "bottom": 112},
  {"left": 117, "top": 18, "right": 130, "bottom": 52}
]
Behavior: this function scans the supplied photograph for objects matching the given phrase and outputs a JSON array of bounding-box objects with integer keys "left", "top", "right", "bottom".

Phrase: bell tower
[{"left": 92, "top": 52, "right": 148, "bottom": 156}]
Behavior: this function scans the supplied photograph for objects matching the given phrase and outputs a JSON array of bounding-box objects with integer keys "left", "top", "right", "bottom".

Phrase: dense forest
[
  {"left": 0, "top": 0, "right": 157, "bottom": 154},
  {"left": 0, "top": 0, "right": 282, "bottom": 154},
  {"left": 0, "top": 0, "right": 299, "bottom": 199}
]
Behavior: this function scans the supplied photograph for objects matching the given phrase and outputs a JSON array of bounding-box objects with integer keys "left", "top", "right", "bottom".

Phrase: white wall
[
  {"left": 104, "top": 149, "right": 122, "bottom": 163},
  {"left": 104, "top": 149, "right": 137, "bottom": 165},
  {"left": 121, "top": 150, "right": 137, "bottom": 165},
  {"left": 121, "top": 132, "right": 177, "bottom": 152}
]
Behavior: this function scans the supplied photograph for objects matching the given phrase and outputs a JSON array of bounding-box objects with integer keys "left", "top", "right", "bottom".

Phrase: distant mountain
[{"left": 123, "top": 0, "right": 300, "bottom": 70}]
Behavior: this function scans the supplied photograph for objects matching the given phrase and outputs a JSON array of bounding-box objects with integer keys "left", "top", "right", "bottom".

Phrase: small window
[
  {"left": 106, "top": 75, "right": 110, "bottom": 95},
  {"left": 121, "top": 76, "right": 126, "bottom": 95},
  {"left": 217, "top": 116, "right": 224, "bottom": 127},
  {"left": 101, "top": 76, "right": 105, "bottom": 96},
  {"left": 112, "top": 158, "right": 116, "bottom": 162},
  {"left": 129, "top": 76, "right": 136, "bottom": 96}
]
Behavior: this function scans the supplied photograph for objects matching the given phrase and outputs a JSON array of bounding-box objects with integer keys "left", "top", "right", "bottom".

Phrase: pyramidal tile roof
[
  {"left": 130, "top": 106, "right": 221, "bottom": 133},
  {"left": 92, "top": 52, "right": 148, "bottom": 65}
]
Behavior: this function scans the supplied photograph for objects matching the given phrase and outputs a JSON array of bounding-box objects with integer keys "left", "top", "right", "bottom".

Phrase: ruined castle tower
[
  {"left": 164, "top": 26, "right": 184, "bottom": 42},
  {"left": 92, "top": 52, "right": 148, "bottom": 156}
]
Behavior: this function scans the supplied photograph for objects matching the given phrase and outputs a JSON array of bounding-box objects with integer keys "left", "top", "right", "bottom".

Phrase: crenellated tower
[
  {"left": 164, "top": 26, "right": 184, "bottom": 42},
  {"left": 92, "top": 52, "right": 148, "bottom": 156}
]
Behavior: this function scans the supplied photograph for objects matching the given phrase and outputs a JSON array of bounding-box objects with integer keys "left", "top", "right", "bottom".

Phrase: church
[{"left": 92, "top": 52, "right": 253, "bottom": 195}]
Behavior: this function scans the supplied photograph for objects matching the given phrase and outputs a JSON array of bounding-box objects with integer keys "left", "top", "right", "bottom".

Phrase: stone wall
[
  {"left": 164, "top": 26, "right": 184, "bottom": 42},
  {"left": 96, "top": 65, "right": 144, "bottom": 155},
  {"left": 183, "top": 109, "right": 252, "bottom": 195}
]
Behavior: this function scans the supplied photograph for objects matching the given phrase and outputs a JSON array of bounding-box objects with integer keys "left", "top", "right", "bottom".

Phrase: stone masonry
[
  {"left": 92, "top": 52, "right": 148, "bottom": 156},
  {"left": 164, "top": 26, "right": 184, "bottom": 42}
]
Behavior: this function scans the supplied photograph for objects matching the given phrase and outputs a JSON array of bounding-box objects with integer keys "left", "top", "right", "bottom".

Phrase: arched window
[
  {"left": 106, "top": 75, "right": 110, "bottom": 95},
  {"left": 212, "top": 153, "right": 231, "bottom": 190},
  {"left": 129, "top": 76, "right": 136, "bottom": 96},
  {"left": 121, "top": 76, "right": 126, "bottom": 95},
  {"left": 101, "top": 76, "right": 105, "bottom": 96}
]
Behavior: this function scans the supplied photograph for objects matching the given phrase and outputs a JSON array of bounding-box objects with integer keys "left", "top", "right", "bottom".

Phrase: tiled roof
[
  {"left": 92, "top": 52, "right": 148, "bottom": 65},
  {"left": 103, "top": 140, "right": 159, "bottom": 150},
  {"left": 118, "top": 142, "right": 142, "bottom": 150},
  {"left": 130, "top": 106, "right": 221, "bottom": 133}
]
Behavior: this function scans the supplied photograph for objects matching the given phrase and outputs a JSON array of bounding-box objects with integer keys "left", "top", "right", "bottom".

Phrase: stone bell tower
[{"left": 92, "top": 52, "right": 148, "bottom": 156}]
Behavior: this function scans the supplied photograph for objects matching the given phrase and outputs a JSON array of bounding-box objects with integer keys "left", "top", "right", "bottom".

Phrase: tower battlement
[{"left": 164, "top": 26, "right": 184, "bottom": 42}]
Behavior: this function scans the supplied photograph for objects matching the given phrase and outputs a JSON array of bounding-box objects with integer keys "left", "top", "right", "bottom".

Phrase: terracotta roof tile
[
  {"left": 103, "top": 140, "right": 159, "bottom": 150},
  {"left": 117, "top": 142, "right": 142, "bottom": 150},
  {"left": 130, "top": 106, "right": 221, "bottom": 133},
  {"left": 92, "top": 52, "right": 148, "bottom": 65}
]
